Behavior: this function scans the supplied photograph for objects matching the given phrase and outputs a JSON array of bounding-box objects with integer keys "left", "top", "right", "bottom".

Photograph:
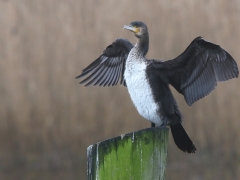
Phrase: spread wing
[
  {"left": 76, "top": 38, "right": 133, "bottom": 86},
  {"left": 148, "top": 37, "right": 239, "bottom": 106}
]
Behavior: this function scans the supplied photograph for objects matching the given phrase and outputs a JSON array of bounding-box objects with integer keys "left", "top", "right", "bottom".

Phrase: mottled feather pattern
[{"left": 124, "top": 47, "right": 162, "bottom": 125}]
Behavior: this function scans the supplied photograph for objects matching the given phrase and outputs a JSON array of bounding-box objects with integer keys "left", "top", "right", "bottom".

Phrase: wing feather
[
  {"left": 112, "top": 61, "right": 121, "bottom": 85},
  {"left": 104, "top": 63, "right": 117, "bottom": 86},
  {"left": 79, "top": 63, "right": 106, "bottom": 85},
  {"left": 92, "top": 63, "right": 112, "bottom": 86},
  {"left": 76, "top": 38, "right": 133, "bottom": 87},
  {"left": 149, "top": 37, "right": 238, "bottom": 106}
]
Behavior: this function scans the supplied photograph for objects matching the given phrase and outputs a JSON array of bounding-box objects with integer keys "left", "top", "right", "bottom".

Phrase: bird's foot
[
  {"left": 159, "top": 120, "right": 168, "bottom": 129},
  {"left": 151, "top": 122, "right": 156, "bottom": 127}
]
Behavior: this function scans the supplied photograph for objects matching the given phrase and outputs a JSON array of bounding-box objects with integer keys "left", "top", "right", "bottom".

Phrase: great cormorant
[{"left": 76, "top": 21, "right": 239, "bottom": 153}]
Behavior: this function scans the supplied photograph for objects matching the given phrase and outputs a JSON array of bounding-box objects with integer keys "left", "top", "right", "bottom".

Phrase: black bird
[{"left": 76, "top": 21, "right": 238, "bottom": 153}]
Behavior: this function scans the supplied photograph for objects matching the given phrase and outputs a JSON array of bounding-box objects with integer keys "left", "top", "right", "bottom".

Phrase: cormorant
[{"left": 76, "top": 21, "right": 238, "bottom": 153}]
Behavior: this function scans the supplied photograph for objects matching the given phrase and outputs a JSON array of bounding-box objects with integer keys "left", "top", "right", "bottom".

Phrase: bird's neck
[{"left": 136, "top": 34, "right": 149, "bottom": 57}]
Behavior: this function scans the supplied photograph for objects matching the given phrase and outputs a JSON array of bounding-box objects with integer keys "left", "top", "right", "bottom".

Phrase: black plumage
[
  {"left": 76, "top": 21, "right": 238, "bottom": 153},
  {"left": 76, "top": 38, "right": 132, "bottom": 86},
  {"left": 149, "top": 37, "right": 239, "bottom": 105}
]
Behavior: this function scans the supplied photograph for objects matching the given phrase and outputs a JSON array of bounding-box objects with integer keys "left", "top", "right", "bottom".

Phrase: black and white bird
[{"left": 76, "top": 21, "right": 238, "bottom": 153}]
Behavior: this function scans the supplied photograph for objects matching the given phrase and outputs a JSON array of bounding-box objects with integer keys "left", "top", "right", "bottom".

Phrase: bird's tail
[{"left": 170, "top": 123, "right": 196, "bottom": 153}]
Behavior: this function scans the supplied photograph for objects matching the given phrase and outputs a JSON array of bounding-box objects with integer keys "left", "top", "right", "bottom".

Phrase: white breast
[{"left": 124, "top": 49, "right": 162, "bottom": 126}]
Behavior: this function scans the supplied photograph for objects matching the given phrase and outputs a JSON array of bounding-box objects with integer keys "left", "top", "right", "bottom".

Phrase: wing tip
[
  {"left": 184, "top": 82, "right": 217, "bottom": 106},
  {"left": 76, "top": 74, "right": 82, "bottom": 79}
]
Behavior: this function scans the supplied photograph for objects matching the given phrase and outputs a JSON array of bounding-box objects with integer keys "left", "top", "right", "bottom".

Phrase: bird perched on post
[{"left": 76, "top": 21, "right": 238, "bottom": 153}]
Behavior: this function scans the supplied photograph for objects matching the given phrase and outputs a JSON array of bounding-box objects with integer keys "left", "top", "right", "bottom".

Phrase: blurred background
[{"left": 0, "top": 0, "right": 240, "bottom": 179}]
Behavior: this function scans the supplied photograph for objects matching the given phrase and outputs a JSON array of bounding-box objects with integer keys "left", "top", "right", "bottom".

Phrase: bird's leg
[
  {"left": 159, "top": 118, "right": 168, "bottom": 129},
  {"left": 151, "top": 122, "right": 156, "bottom": 127}
]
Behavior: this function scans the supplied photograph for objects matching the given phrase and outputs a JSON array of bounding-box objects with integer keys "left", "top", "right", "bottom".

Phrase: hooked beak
[{"left": 123, "top": 25, "right": 138, "bottom": 33}]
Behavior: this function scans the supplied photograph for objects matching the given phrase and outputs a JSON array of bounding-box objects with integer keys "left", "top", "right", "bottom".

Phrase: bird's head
[{"left": 123, "top": 21, "right": 148, "bottom": 39}]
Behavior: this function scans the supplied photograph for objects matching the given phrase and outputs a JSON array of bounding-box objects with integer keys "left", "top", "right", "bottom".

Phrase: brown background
[{"left": 0, "top": 0, "right": 240, "bottom": 179}]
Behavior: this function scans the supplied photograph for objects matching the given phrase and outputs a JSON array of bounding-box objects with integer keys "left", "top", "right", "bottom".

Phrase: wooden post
[{"left": 87, "top": 127, "right": 169, "bottom": 180}]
